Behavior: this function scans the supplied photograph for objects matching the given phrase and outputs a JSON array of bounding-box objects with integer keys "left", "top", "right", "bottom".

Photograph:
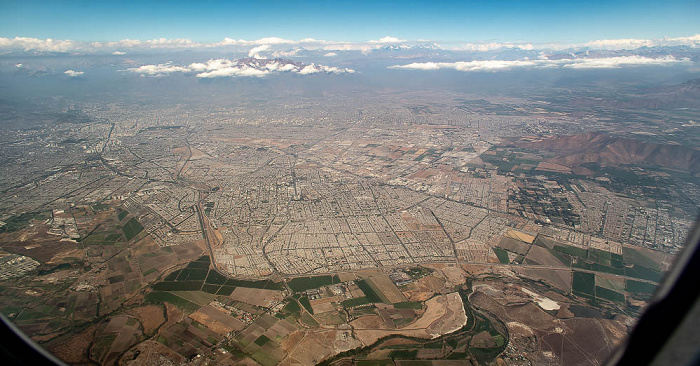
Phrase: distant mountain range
[
  {"left": 569, "top": 79, "right": 700, "bottom": 110},
  {"left": 377, "top": 43, "right": 442, "bottom": 52}
]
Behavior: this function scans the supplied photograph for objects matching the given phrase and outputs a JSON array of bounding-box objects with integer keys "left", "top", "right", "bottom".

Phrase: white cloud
[
  {"left": 369, "top": 36, "right": 406, "bottom": 44},
  {"left": 318, "top": 43, "right": 374, "bottom": 54},
  {"left": 94, "top": 38, "right": 195, "bottom": 49},
  {"left": 320, "top": 65, "right": 355, "bottom": 74},
  {"left": 581, "top": 38, "right": 654, "bottom": 50},
  {"left": 390, "top": 55, "right": 689, "bottom": 72},
  {"left": 0, "top": 37, "right": 78, "bottom": 52},
  {"left": 251, "top": 37, "right": 295, "bottom": 45},
  {"left": 196, "top": 66, "right": 270, "bottom": 78},
  {"left": 248, "top": 44, "right": 271, "bottom": 58},
  {"left": 271, "top": 49, "right": 302, "bottom": 58},
  {"left": 390, "top": 60, "right": 538, "bottom": 72},
  {"left": 2, "top": 34, "right": 699, "bottom": 55},
  {"left": 112, "top": 51, "right": 126, "bottom": 55},
  {"left": 64, "top": 70, "right": 84, "bottom": 77},
  {"left": 323, "top": 52, "right": 337, "bottom": 57},
  {"left": 297, "top": 64, "right": 355, "bottom": 75},
  {"left": 449, "top": 42, "right": 525, "bottom": 51},
  {"left": 663, "top": 34, "right": 700, "bottom": 46},
  {"left": 562, "top": 55, "right": 688, "bottom": 69},
  {"left": 213, "top": 37, "right": 320, "bottom": 47},
  {"left": 391, "top": 62, "right": 441, "bottom": 70},
  {"left": 127, "top": 57, "right": 354, "bottom": 78},
  {"left": 297, "top": 64, "right": 320, "bottom": 75},
  {"left": 126, "top": 62, "right": 190, "bottom": 76}
]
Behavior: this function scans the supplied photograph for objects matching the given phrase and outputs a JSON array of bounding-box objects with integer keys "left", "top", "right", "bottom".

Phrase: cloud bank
[
  {"left": 389, "top": 55, "right": 690, "bottom": 72},
  {"left": 1, "top": 34, "right": 698, "bottom": 55}
]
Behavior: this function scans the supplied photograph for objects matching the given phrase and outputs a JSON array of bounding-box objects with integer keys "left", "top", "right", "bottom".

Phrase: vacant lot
[
  {"left": 497, "top": 237, "right": 530, "bottom": 256},
  {"left": 525, "top": 245, "right": 568, "bottom": 268},
  {"left": 189, "top": 305, "right": 245, "bottom": 334},
  {"left": 505, "top": 229, "right": 536, "bottom": 244},
  {"left": 352, "top": 292, "right": 466, "bottom": 346},
  {"left": 230, "top": 287, "right": 285, "bottom": 308},
  {"left": 595, "top": 275, "right": 625, "bottom": 293},
  {"left": 129, "top": 305, "right": 165, "bottom": 336}
]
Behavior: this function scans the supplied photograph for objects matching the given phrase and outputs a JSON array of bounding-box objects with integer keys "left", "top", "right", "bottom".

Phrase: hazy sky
[{"left": 1, "top": 0, "right": 698, "bottom": 43}]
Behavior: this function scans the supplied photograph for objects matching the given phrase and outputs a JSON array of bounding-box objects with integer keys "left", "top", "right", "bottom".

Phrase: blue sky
[{"left": 1, "top": 0, "right": 698, "bottom": 43}]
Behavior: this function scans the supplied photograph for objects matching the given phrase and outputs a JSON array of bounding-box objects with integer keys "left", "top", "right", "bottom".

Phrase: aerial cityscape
[{"left": 0, "top": 1, "right": 698, "bottom": 365}]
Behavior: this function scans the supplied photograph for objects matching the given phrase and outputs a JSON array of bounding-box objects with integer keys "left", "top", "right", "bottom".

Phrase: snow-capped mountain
[{"left": 127, "top": 57, "right": 355, "bottom": 78}]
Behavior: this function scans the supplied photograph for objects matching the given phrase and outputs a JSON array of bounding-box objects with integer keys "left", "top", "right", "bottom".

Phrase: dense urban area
[{"left": 0, "top": 49, "right": 699, "bottom": 366}]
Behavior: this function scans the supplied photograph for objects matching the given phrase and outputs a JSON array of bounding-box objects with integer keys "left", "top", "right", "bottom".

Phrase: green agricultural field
[
  {"left": 186, "top": 261, "right": 210, "bottom": 270},
  {"left": 596, "top": 264, "right": 625, "bottom": 276},
  {"left": 122, "top": 217, "right": 144, "bottom": 240},
  {"left": 205, "top": 270, "right": 228, "bottom": 285},
  {"left": 595, "top": 286, "right": 625, "bottom": 303},
  {"left": 596, "top": 249, "right": 612, "bottom": 266},
  {"left": 201, "top": 284, "right": 221, "bottom": 294},
  {"left": 145, "top": 291, "right": 200, "bottom": 313},
  {"left": 388, "top": 350, "right": 418, "bottom": 359},
  {"left": 624, "top": 265, "right": 663, "bottom": 282},
  {"left": 152, "top": 281, "right": 203, "bottom": 291},
  {"left": 225, "top": 278, "right": 284, "bottom": 290},
  {"left": 82, "top": 230, "right": 124, "bottom": 246},
  {"left": 356, "top": 279, "right": 383, "bottom": 303},
  {"left": 553, "top": 244, "right": 588, "bottom": 259},
  {"left": 216, "top": 285, "right": 235, "bottom": 296},
  {"left": 572, "top": 271, "right": 595, "bottom": 296},
  {"left": 287, "top": 275, "right": 341, "bottom": 292},
  {"left": 174, "top": 291, "right": 219, "bottom": 305},
  {"left": 254, "top": 334, "right": 271, "bottom": 346},
  {"left": 117, "top": 210, "right": 128, "bottom": 221},
  {"left": 282, "top": 299, "right": 301, "bottom": 316},
  {"left": 299, "top": 296, "right": 313, "bottom": 314},
  {"left": 341, "top": 297, "right": 370, "bottom": 308},
  {"left": 626, "top": 280, "right": 658, "bottom": 294},
  {"left": 623, "top": 247, "right": 662, "bottom": 270},
  {"left": 493, "top": 248, "right": 510, "bottom": 264},
  {"left": 350, "top": 306, "right": 376, "bottom": 317},
  {"left": 176, "top": 268, "right": 209, "bottom": 281},
  {"left": 164, "top": 270, "right": 181, "bottom": 281},
  {"left": 356, "top": 360, "right": 395, "bottom": 366},
  {"left": 572, "top": 260, "right": 597, "bottom": 271}
]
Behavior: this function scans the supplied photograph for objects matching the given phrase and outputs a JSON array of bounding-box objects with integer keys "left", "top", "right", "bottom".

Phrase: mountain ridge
[{"left": 515, "top": 132, "right": 700, "bottom": 175}]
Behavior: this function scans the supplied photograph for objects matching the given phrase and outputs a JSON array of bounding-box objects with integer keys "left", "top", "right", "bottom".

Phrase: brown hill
[
  {"left": 516, "top": 132, "right": 700, "bottom": 174},
  {"left": 569, "top": 79, "right": 700, "bottom": 110}
]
